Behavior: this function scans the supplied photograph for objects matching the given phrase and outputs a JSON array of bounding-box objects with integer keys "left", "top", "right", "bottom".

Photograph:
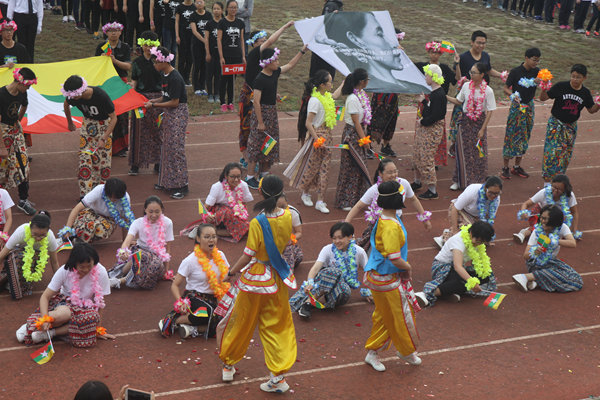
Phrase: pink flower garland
[
  {"left": 144, "top": 215, "right": 171, "bottom": 262},
  {"left": 68, "top": 265, "right": 105, "bottom": 310},
  {"left": 222, "top": 181, "right": 248, "bottom": 221},
  {"left": 353, "top": 89, "right": 372, "bottom": 125},
  {"left": 465, "top": 80, "right": 488, "bottom": 121}
]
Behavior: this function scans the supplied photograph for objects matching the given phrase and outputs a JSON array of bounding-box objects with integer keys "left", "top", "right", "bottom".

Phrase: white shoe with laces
[
  {"left": 222, "top": 364, "right": 236, "bottom": 381},
  {"left": 512, "top": 274, "right": 528, "bottom": 292},
  {"left": 450, "top": 182, "right": 460, "bottom": 191},
  {"left": 342, "top": 207, "right": 352, "bottom": 212},
  {"left": 315, "top": 201, "right": 330, "bottom": 214},
  {"left": 260, "top": 374, "right": 290, "bottom": 393},
  {"left": 301, "top": 194, "right": 313, "bottom": 207},
  {"left": 415, "top": 292, "right": 429, "bottom": 308},
  {"left": 179, "top": 324, "right": 199, "bottom": 339},
  {"left": 16, "top": 324, "right": 27, "bottom": 343},
  {"left": 513, "top": 228, "right": 530, "bottom": 244},
  {"left": 397, "top": 351, "right": 422, "bottom": 365},
  {"left": 365, "top": 350, "right": 386, "bottom": 372}
]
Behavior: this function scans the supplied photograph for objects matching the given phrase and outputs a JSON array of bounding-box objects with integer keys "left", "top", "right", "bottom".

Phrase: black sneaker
[
  {"left": 384, "top": 144, "right": 396, "bottom": 157},
  {"left": 417, "top": 189, "right": 439, "bottom": 200},
  {"left": 511, "top": 10, "right": 518, "bottom": 16},
  {"left": 410, "top": 181, "right": 423, "bottom": 191},
  {"left": 501, "top": 166, "right": 511, "bottom": 179},
  {"left": 17, "top": 200, "right": 37, "bottom": 215},
  {"left": 128, "top": 166, "right": 139, "bottom": 176},
  {"left": 246, "top": 176, "right": 260, "bottom": 189},
  {"left": 154, "top": 184, "right": 166, "bottom": 190},
  {"left": 365, "top": 148, "right": 374, "bottom": 159},
  {"left": 511, "top": 165, "right": 530, "bottom": 178},
  {"left": 298, "top": 303, "right": 312, "bottom": 319},
  {"left": 171, "top": 186, "right": 189, "bottom": 200}
]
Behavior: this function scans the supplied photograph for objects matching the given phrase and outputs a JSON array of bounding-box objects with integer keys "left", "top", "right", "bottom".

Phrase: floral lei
[
  {"left": 460, "top": 225, "right": 492, "bottom": 282},
  {"left": 544, "top": 185, "right": 573, "bottom": 227},
  {"left": 144, "top": 215, "right": 171, "bottom": 262},
  {"left": 222, "top": 180, "right": 249, "bottom": 220},
  {"left": 465, "top": 79, "right": 487, "bottom": 121},
  {"left": 311, "top": 87, "right": 336, "bottom": 129},
  {"left": 22, "top": 224, "right": 50, "bottom": 282},
  {"left": 528, "top": 223, "right": 560, "bottom": 267},
  {"left": 102, "top": 189, "right": 135, "bottom": 228},
  {"left": 331, "top": 240, "right": 360, "bottom": 289},
  {"left": 365, "top": 176, "right": 402, "bottom": 223},
  {"left": 69, "top": 264, "right": 105, "bottom": 310},
  {"left": 477, "top": 186, "right": 499, "bottom": 226},
  {"left": 194, "top": 245, "right": 231, "bottom": 300},
  {"left": 353, "top": 88, "right": 372, "bottom": 125}
]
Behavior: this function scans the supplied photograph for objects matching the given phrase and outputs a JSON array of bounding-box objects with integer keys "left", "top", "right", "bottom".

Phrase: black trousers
[
  {"left": 62, "top": 0, "right": 73, "bottom": 16},
  {"left": 206, "top": 51, "right": 221, "bottom": 96},
  {"left": 82, "top": 0, "right": 101, "bottom": 32},
  {"left": 154, "top": 15, "right": 164, "bottom": 42},
  {"left": 101, "top": 9, "right": 116, "bottom": 28},
  {"left": 18, "top": 182, "right": 29, "bottom": 201},
  {"left": 177, "top": 30, "right": 193, "bottom": 83},
  {"left": 191, "top": 41, "right": 207, "bottom": 91},
  {"left": 13, "top": 13, "right": 37, "bottom": 62},
  {"left": 558, "top": 0, "right": 575, "bottom": 25},
  {"left": 309, "top": 53, "right": 336, "bottom": 81},
  {"left": 523, "top": 0, "right": 535, "bottom": 14},
  {"left": 125, "top": 8, "right": 150, "bottom": 48},
  {"left": 587, "top": 3, "right": 600, "bottom": 31},
  {"left": 573, "top": 1, "right": 591, "bottom": 29},
  {"left": 219, "top": 56, "right": 242, "bottom": 105},
  {"left": 438, "top": 266, "right": 491, "bottom": 296},
  {"left": 545, "top": 0, "right": 557, "bottom": 21},
  {"left": 0, "top": 3, "right": 7, "bottom": 18}
]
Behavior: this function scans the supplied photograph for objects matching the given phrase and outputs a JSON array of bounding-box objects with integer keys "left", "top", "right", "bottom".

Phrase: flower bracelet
[
  {"left": 35, "top": 315, "right": 55, "bottom": 329},
  {"left": 416, "top": 211, "right": 432, "bottom": 222},
  {"left": 174, "top": 298, "right": 191, "bottom": 313}
]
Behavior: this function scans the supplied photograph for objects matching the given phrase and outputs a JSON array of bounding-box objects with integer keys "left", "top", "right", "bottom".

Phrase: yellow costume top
[
  {"left": 375, "top": 215, "right": 405, "bottom": 261},
  {"left": 243, "top": 209, "right": 292, "bottom": 262}
]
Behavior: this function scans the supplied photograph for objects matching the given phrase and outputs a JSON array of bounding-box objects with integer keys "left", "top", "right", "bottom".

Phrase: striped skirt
[
  {"left": 452, "top": 113, "right": 488, "bottom": 188},
  {"left": 158, "top": 103, "right": 189, "bottom": 189},
  {"left": 526, "top": 258, "right": 583, "bottom": 293},
  {"left": 288, "top": 267, "right": 352, "bottom": 312}
]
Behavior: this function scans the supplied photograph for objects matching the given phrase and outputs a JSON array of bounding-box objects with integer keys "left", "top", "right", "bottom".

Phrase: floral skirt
[
  {"left": 0, "top": 122, "right": 30, "bottom": 190},
  {"left": 334, "top": 124, "right": 371, "bottom": 209},
  {"left": 503, "top": 100, "right": 535, "bottom": 159},
  {"left": 286, "top": 124, "right": 332, "bottom": 196},
  {"left": 129, "top": 92, "right": 163, "bottom": 168},
  {"left": 4, "top": 248, "right": 43, "bottom": 300},
  {"left": 289, "top": 267, "right": 352, "bottom": 312},
  {"left": 367, "top": 93, "right": 398, "bottom": 143},
  {"left": 73, "top": 208, "right": 117, "bottom": 243},
  {"left": 248, "top": 104, "right": 280, "bottom": 163},
  {"left": 541, "top": 115, "right": 577, "bottom": 181},
  {"left": 112, "top": 246, "right": 165, "bottom": 290},
  {"left": 441, "top": 202, "right": 477, "bottom": 242},
  {"left": 79, "top": 118, "right": 112, "bottom": 197},
  {"left": 452, "top": 113, "right": 488, "bottom": 188},
  {"left": 413, "top": 120, "right": 445, "bottom": 186},
  {"left": 158, "top": 103, "right": 189, "bottom": 190},
  {"left": 526, "top": 258, "right": 583, "bottom": 293},
  {"left": 282, "top": 244, "right": 303, "bottom": 273},
  {"left": 238, "top": 82, "right": 254, "bottom": 152},
  {"left": 203, "top": 204, "right": 249, "bottom": 243}
]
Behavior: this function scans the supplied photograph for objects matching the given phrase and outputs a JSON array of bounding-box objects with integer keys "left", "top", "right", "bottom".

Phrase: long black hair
[
  {"left": 341, "top": 68, "right": 368, "bottom": 95},
  {"left": 297, "top": 69, "right": 332, "bottom": 144},
  {"left": 552, "top": 174, "right": 573, "bottom": 198},
  {"left": 254, "top": 175, "right": 285, "bottom": 214},
  {"left": 31, "top": 211, "right": 52, "bottom": 230},
  {"left": 219, "top": 162, "right": 243, "bottom": 182},
  {"left": 373, "top": 158, "right": 394, "bottom": 182}
]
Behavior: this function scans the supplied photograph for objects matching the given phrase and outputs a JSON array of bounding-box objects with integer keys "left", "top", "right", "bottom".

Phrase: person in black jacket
[{"left": 308, "top": 0, "right": 343, "bottom": 80}]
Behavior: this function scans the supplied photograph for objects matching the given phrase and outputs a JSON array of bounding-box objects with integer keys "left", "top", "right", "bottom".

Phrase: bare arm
[
  {"left": 2, "top": 208, "right": 12, "bottom": 235},
  {"left": 260, "top": 20, "right": 294, "bottom": 52},
  {"left": 570, "top": 205, "right": 579, "bottom": 233},
  {"left": 408, "top": 195, "right": 432, "bottom": 232},
  {"left": 39, "top": 287, "right": 59, "bottom": 327},
  {"left": 446, "top": 95, "right": 463, "bottom": 106},
  {"left": 305, "top": 112, "right": 319, "bottom": 141},
  {"left": 292, "top": 225, "right": 302, "bottom": 240},
  {"left": 587, "top": 104, "right": 600, "bottom": 114},
  {"left": 488, "top": 68, "right": 502, "bottom": 79},
  {"left": 559, "top": 233, "right": 576, "bottom": 248},
  {"left": 103, "top": 112, "right": 118, "bottom": 139},
  {"left": 217, "top": 30, "right": 224, "bottom": 65},
  {"left": 254, "top": 89, "right": 263, "bottom": 126},
  {"left": 351, "top": 113, "right": 365, "bottom": 138},
  {"left": 18, "top": 105, "right": 27, "bottom": 121},
  {"left": 110, "top": 57, "right": 132, "bottom": 71},
  {"left": 303, "top": 260, "right": 324, "bottom": 293},
  {"left": 175, "top": 14, "right": 181, "bottom": 42},
  {"left": 64, "top": 100, "right": 77, "bottom": 131},
  {"left": 503, "top": 85, "right": 513, "bottom": 98},
  {"left": 450, "top": 203, "right": 459, "bottom": 235},
  {"left": 66, "top": 202, "right": 87, "bottom": 231},
  {"left": 345, "top": 200, "right": 369, "bottom": 223},
  {"left": 280, "top": 45, "right": 308, "bottom": 74},
  {"left": 539, "top": 89, "right": 550, "bottom": 102}
]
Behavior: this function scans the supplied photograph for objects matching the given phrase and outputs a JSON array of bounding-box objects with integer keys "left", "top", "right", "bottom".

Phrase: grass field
[{"left": 36, "top": 0, "right": 600, "bottom": 116}]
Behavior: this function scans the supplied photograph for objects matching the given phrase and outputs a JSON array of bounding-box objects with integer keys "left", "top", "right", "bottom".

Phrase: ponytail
[
  {"left": 253, "top": 175, "right": 285, "bottom": 214},
  {"left": 298, "top": 70, "right": 332, "bottom": 144},
  {"left": 341, "top": 68, "right": 368, "bottom": 96}
]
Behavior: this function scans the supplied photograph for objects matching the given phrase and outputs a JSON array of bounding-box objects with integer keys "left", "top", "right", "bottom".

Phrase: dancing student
[
  {"left": 345, "top": 158, "right": 432, "bottom": 251},
  {"left": 284, "top": 69, "right": 335, "bottom": 214},
  {"left": 416, "top": 220, "right": 496, "bottom": 307},
  {"left": 446, "top": 62, "right": 496, "bottom": 190},
  {"left": 501, "top": 48, "right": 541, "bottom": 180},
  {"left": 0, "top": 67, "right": 37, "bottom": 215},
  {"left": 218, "top": 175, "right": 297, "bottom": 393},
  {"left": 290, "top": 221, "right": 368, "bottom": 319},
  {"left": 15, "top": 243, "right": 115, "bottom": 347},
  {"left": 146, "top": 46, "right": 190, "bottom": 199},
  {"left": 63, "top": 75, "right": 117, "bottom": 199},
  {"left": 128, "top": 31, "right": 163, "bottom": 176},
  {"left": 435, "top": 175, "right": 502, "bottom": 248},
  {"left": 514, "top": 174, "right": 580, "bottom": 244},
  {"left": 244, "top": 46, "right": 307, "bottom": 189},
  {"left": 217, "top": 0, "right": 245, "bottom": 112},
  {"left": 189, "top": 0, "right": 212, "bottom": 95},
  {"left": 95, "top": 21, "right": 131, "bottom": 157},
  {"left": 60, "top": 177, "right": 134, "bottom": 244},
  {"left": 362, "top": 180, "right": 421, "bottom": 372},
  {"left": 332, "top": 68, "right": 373, "bottom": 211},
  {"left": 239, "top": 21, "right": 294, "bottom": 168},
  {"left": 204, "top": 1, "right": 223, "bottom": 103},
  {"left": 162, "top": 0, "right": 181, "bottom": 67},
  {"left": 175, "top": 0, "right": 195, "bottom": 85},
  {"left": 1, "top": 212, "right": 60, "bottom": 300},
  {"left": 276, "top": 194, "right": 303, "bottom": 273},
  {"left": 539, "top": 64, "right": 599, "bottom": 183},
  {"left": 512, "top": 205, "right": 582, "bottom": 293},
  {"left": 111, "top": 195, "right": 173, "bottom": 290},
  {"left": 412, "top": 64, "right": 447, "bottom": 200},
  {"left": 159, "top": 223, "right": 230, "bottom": 338}
]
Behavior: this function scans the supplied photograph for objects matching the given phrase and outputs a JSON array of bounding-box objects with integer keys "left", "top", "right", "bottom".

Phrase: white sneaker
[
  {"left": 512, "top": 274, "right": 528, "bottom": 292},
  {"left": 179, "top": 324, "right": 198, "bottom": 339},
  {"left": 260, "top": 375, "right": 290, "bottom": 393},
  {"left": 397, "top": 351, "right": 422, "bottom": 365},
  {"left": 527, "top": 280, "right": 537, "bottom": 291},
  {"left": 68, "top": 15, "right": 75, "bottom": 22},
  {"left": 450, "top": 182, "right": 460, "bottom": 191},
  {"left": 315, "top": 201, "right": 330, "bottom": 214},
  {"left": 301, "top": 194, "right": 313, "bottom": 207},
  {"left": 365, "top": 350, "right": 386, "bottom": 372},
  {"left": 222, "top": 364, "right": 236, "bottom": 381},
  {"left": 433, "top": 236, "right": 445, "bottom": 249},
  {"left": 444, "top": 293, "right": 461, "bottom": 302},
  {"left": 62, "top": 16, "right": 68, "bottom": 22},
  {"left": 16, "top": 324, "right": 27, "bottom": 343},
  {"left": 342, "top": 207, "right": 352, "bottom": 212},
  {"left": 513, "top": 228, "right": 529, "bottom": 244},
  {"left": 32, "top": 329, "right": 54, "bottom": 343},
  {"left": 109, "top": 277, "right": 121, "bottom": 289},
  {"left": 415, "top": 292, "right": 429, "bottom": 308}
]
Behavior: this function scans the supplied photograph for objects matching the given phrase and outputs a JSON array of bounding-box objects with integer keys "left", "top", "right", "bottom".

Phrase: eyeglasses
[
  {"left": 486, "top": 189, "right": 502, "bottom": 196},
  {"left": 202, "top": 235, "right": 218, "bottom": 240},
  {"left": 539, "top": 217, "right": 550, "bottom": 223},
  {"left": 469, "top": 71, "right": 482, "bottom": 75},
  {"left": 529, "top": 58, "right": 541, "bottom": 64},
  {"left": 228, "top": 174, "right": 242, "bottom": 180},
  {"left": 551, "top": 185, "right": 564, "bottom": 193}
]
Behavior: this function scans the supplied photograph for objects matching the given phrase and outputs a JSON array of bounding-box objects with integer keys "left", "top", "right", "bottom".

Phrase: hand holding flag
[{"left": 31, "top": 333, "right": 55, "bottom": 364}]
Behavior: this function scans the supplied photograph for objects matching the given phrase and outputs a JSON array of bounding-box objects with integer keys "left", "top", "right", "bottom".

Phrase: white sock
[
  {"left": 429, "top": 185, "right": 436, "bottom": 194},
  {"left": 315, "top": 200, "right": 323, "bottom": 207},
  {"left": 260, "top": 171, "right": 269, "bottom": 177}
]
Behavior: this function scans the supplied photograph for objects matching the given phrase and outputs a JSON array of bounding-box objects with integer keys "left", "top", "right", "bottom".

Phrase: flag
[
  {"left": 476, "top": 139, "right": 484, "bottom": 158},
  {"left": 101, "top": 41, "right": 113, "bottom": 56},
  {"left": 156, "top": 112, "right": 164, "bottom": 127},
  {"left": 30, "top": 336, "right": 54, "bottom": 365},
  {"left": 537, "top": 234, "right": 550, "bottom": 252},
  {"left": 372, "top": 151, "right": 385, "bottom": 161},
  {"left": 57, "top": 240, "right": 73, "bottom": 253},
  {"left": 198, "top": 198, "right": 208, "bottom": 214},
  {"left": 308, "top": 292, "right": 325, "bottom": 309},
  {"left": 134, "top": 107, "right": 145, "bottom": 118},
  {"left": 335, "top": 106, "right": 345, "bottom": 121},
  {"left": 132, "top": 251, "right": 142, "bottom": 274},
  {"left": 261, "top": 135, "right": 277, "bottom": 155},
  {"left": 79, "top": 148, "right": 97, "bottom": 156},
  {"left": 483, "top": 292, "right": 506, "bottom": 310},
  {"left": 327, "top": 144, "right": 349, "bottom": 149},
  {"left": 0, "top": 57, "right": 147, "bottom": 135},
  {"left": 440, "top": 41, "right": 456, "bottom": 53},
  {"left": 190, "top": 307, "right": 209, "bottom": 318}
]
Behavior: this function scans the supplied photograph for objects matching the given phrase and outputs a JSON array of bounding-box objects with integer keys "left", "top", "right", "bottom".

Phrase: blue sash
[
  {"left": 364, "top": 217, "right": 408, "bottom": 275},
  {"left": 256, "top": 214, "right": 291, "bottom": 281}
]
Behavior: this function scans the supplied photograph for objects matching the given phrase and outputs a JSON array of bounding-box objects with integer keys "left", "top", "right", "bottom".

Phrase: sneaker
[
  {"left": 75, "top": 23, "right": 85, "bottom": 30},
  {"left": 527, "top": 13, "right": 533, "bottom": 18},
  {"left": 62, "top": 16, "right": 68, "bottom": 22},
  {"left": 511, "top": 10, "right": 518, "bottom": 15},
  {"left": 32, "top": 329, "right": 54, "bottom": 343},
  {"left": 512, "top": 274, "right": 528, "bottom": 292},
  {"left": 68, "top": 15, "right": 75, "bottom": 22},
  {"left": 171, "top": 188, "right": 189, "bottom": 199},
  {"left": 418, "top": 189, "right": 438, "bottom": 200},
  {"left": 463, "top": 0, "right": 467, "bottom": 2},
  {"left": 527, "top": 280, "right": 537, "bottom": 291},
  {"left": 214, "top": 95, "right": 220, "bottom": 103},
  {"left": 195, "top": 90, "right": 202, "bottom": 95},
  {"left": 559, "top": 25, "right": 567, "bottom": 29},
  {"left": 511, "top": 165, "right": 530, "bottom": 178},
  {"left": 16, "top": 324, "right": 27, "bottom": 343},
  {"left": 239, "top": 157, "right": 248, "bottom": 169},
  {"left": 449, "top": 182, "right": 460, "bottom": 191},
  {"left": 298, "top": 303, "right": 312, "bottom": 319},
  {"left": 565, "top": 25, "right": 571, "bottom": 30},
  {"left": 574, "top": 29, "right": 585, "bottom": 34},
  {"left": 260, "top": 376, "right": 290, "bottom": 393},
  {"left": 301, "top": 193, "right": 313, "bottom": 207},
  {"left": 220, "top": 104, "right": 228, "bottom": 112},
  {"left": 200, "top": 90, "right": 208, "bottom": 96},
  {"left": 444, "top": 293, "right": 461, "bottom": 302},
  {"left": 207, "top": 94, "right": 215, "bottom": 103},
  {"left": 534, "top": 15, "right": 543, "bottom": 21},
  {"left": 245, "top": 176, "right": 260, "bottom": 190},
  {"left": 586, "top": 30, "right": 591, "bottom": 37},
  {"left": 365, "top": 350, "right": 386, "bottom": 372},
  {"left": 365, "top": 148, "right": 374, "bottom": 159},
  {"left": 342, "top": 207, "right": 352, "bottom": 212},
  {"left": 397, "top": 351, "right": 422, "bottom": 366},
  {"left": 415, "top": 292, "right": 429, "bottom": 308},
  {"left": 228, "top": 104, "right": 235, "bottom": 112},
  {"left": 184, "top": 81, "right": 192, "bottom": 87},
  {"left": 501, "top": 166, "right": 511, "bottom": 179},
  {"left": 594, "top": 31, "right": 600, "bottom": 38},
  {"left": 433, "top": 236, "right": 445, "bottom": 249},
  {"left": 513, "top": 230, "right": 526, "bottom": 244},
  {"left": 315, "top": 202, "right": 330, "bottom": 214},
  {"left": 109, "top": 277, "right": 121, "bottom": 289},
  {"left": 128, "top": 166, "right": 139, "bottom": 176},
  {"left": 18, "top": 200, "right": 37, "bottom": 215},
  {"left": 222, "top": 364, "right": 236, "bottom": 382},
  {"left": 486, "top": 4, "right": 491, "bottom": 8},
  {"left": 380, "top": 144, "right": 397, "bottom": 157},
  {"left": 410, "top": 181, "right": 423, "bottom": 191},
  {"left": 179, "top": 324, "right": 198, "bottom": 339}
]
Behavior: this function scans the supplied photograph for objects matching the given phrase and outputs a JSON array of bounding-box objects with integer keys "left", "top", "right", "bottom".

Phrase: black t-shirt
[
  {"left": 457, "top": 50, "right": 492, "bottom": 83},
  {"left": 0, "top": 86, "right": 28, "bottom": 126},
  {"left": 161, "top": 69, "right": 187, "bottom": 103},
  {"left": 0, "top": 42, "right": 31, "bottom": 65},
  {"left": 217, "top": 18, "right": 245, "bottom": 58},
  {"left": 131, "top": 56, "right": 162, "bottom": 93},
  {"left": 420, "top": 87, "right": 447, "bottom": 127},
  {"left": 245, "top": 46, "right": 263, "bottom": 89},
  {"left": 414, "top": 62, "right": 458, "bottom": 95},
  {"left": 163, "top": 0, "right": 181, "bottom": 30},
  {"left": 505, "top": 63, "right": 540, "bottom": 104},
  {"left": 546, "top": 81, "right": 595, "bottom": 124},
  {"left": 189, "top": 10, "right": 212, "bottom": 47},
  {"left": 155, "top": 0, "right": 166, "bottom": 17},
  {"left": 253, "top": 68, "right": 281, "bottom": 105},
  {"left": 95, "top": 40, "right": 131, "bottom": 78},
  {"left": 175, "top": 3, "right": 196, "bottom": 31},
  {"left": 67, "top": 87, "right": 115, "bottom": 120},
  {"left": 205, "top": 19, "right": 220, "bottom": 54}
]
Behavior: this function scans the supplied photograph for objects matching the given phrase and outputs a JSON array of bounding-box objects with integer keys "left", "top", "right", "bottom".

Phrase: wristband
[
  {"left": 0, "top": 231, "right": 10, "bottom": 242},
  {"left": 57, "top": 226, "right": 76, "bottom": 238},
  {"left": 300, "top": 49, "right": 306, "bottom": 54},
  {"left": 150, "top": 21, "right": 155, "bottom": 26},
  {"left": 35, "top": 315, "right": 55, "bottom": 330},
  {"left": 360, "top": 288, "right": 372, "bottom": 297},
  {"left": 465, "top": 277, "right": 480, "bottom": 291},
  {"left": 174, "top": 297, "right": 191, "bottom": 312},
  {"left": 573, "top": 230, "right": 582, "bottom": 240},
  {"left": 227, "top": 271, "right": 235, "bottom": 277},
  {"left": 416, "top": 211, "right": 432, "bottom": 222}
]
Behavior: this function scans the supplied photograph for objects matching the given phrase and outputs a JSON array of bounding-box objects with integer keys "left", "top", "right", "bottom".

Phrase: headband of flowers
[
  {"left": 13, "top": 68, "right": 37, "bottom": 86},
  {"left": 259, "top": 47, "right": 280, "bottom": 68},
  {"left": 423, "top": 64, "right": 445, "bottom": 85},
  {"left": 246, "top": 30, "right": 267, "bottom": 46},
  {"left": 137, "top": 38, "right": 161, "bottom": 47},
  {"left": 61, "top": 76, "right": 88, "bottom": 99},
  {"left": 425, "top": 41, "right": 441, "bottom": 52},
  {"left": 0, "top": 20, "right": 17, "bottom": 32},
  {"left": 150, "top": 47, "right": 175, "bottom": 63},
  {"left": 102, "top": 22, "right": 124, "bottom": 34},
  {"left": 397, "top": 32, "right": 405, "bottom": 40}
]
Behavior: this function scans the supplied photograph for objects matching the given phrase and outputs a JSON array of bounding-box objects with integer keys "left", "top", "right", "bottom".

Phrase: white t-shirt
[
  {"left": 453, "top": 184, "right": 501, "bottom": 218},
  {"left": 6, "top": 224, "right": 59, "bottom": 252},
  {"left": 82, "top": 184, "right": 132, "bottom": 218},
  {"left": 435, "top": 232, "right": 471, "bottom": 264},
  {"left": 177, "top": 251, "right": 230, "bottom": 293},
  {"left": 344, "top": 93, "right": 364, "bottom": 126},
  {"left": 530, "top": 188, "right": 577, "bottom": 208},
  {"left": 0, "top": 189, "right": 14, "bottom": 225},
  {"left": 527, "top": 224, "right": 572, "bottom": 258},
  {"left": 127, "top": 216, "right": 175, "bottom": 253},
  {"left": 307, "top": 96, "right": 326, "bottom": 128},
  {"left": 359, "top": 178, "right": 414, "bottom": 218},
  {"left": 289, "top": 205, "right": 301, "bottom": 227},
  {"left": 316, "top": 243, "right": 368, "bottom": 270},
  {"left": 205, "top": 181, "right": 253, "bottom": 207},
  {"left": 457, "top": 83, "right": 497, "bottom": 114},
  {"left": 48, "top": 264, "right": 111, "bottom": 299}
]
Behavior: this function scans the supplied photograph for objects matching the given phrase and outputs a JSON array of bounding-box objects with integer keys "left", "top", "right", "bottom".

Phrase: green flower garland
[
  {"left": 423, "top": 64, "right": 445, "bottom": 85},
  {"left": 137, "top": 38, "right": 161, "bottom": 47},
  {"left": 22, "top": 224, "right": 50, "bottom": 282},
  {"left": 460, "top": 225, "right": 492, "bottom": 289},
  {"left": 311, "top": 87, "right": 336, "bottom": 129}
]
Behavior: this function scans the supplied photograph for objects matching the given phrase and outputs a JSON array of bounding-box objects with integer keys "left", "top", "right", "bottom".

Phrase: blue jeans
[{"left": 162, "top": 27, "right": 178, "bottom": 67}]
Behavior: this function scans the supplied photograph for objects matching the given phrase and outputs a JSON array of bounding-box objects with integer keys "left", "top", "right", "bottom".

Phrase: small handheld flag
[
  {"left": 308, "top": 291, "right": 325, "bottom": 309},
  {"left": 80, "top": 148, "right": 97, "bottom": 156},
  {"left": 440, "top": 41, "right": 456, "bottom": 53},
  {"left": 101, "top": 41, "right": 113, "bottom": 56},
  {"left": 372, "top": 151, "right": 385, "bottom": 161},
  {"left": 482, "top": 291, "right": 506, "bottom": 310},
  {"left": 132, "top": 251, "right": 142, "bottom": 274},
  {"left": 57, "top": 239, "right": 74, "bottom": 253},
  {"left": 327, "top": 144, "right": 349, "bottom": 150},
  {"left": 476, "top": 139, "right": 484, "bottom": 158},
  {"left": 537, "top": 234, "right": 550, "bottom": 252},
  {"left": 260, "top": 135, "right": 277, "bottom": 156},
  {"left": 335, "top": 106, "right": 345, "bottom": 121},
  {"left": 156, "top": 112, "right": 164, "bottom": 127},
  {"left": 134, "top": 107, "right": 145, "bottom": 119},
  {"left": 190, "top": 307, "right": 209, "bottom": 318},
  {"left": 31, "top": 334, "right": 55, "bottom": 365},
  {"left": 198, "top": 198, "right": 208, "bottom": 214}
]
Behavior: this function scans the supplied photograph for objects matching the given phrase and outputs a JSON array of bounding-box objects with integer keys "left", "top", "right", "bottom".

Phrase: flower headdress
[
  {"left": 137, "top": 38, "right": 161, "bottom": 47},
  {"left": 0, "top": 20, "right": 17, "bottom": 32},
  {"left": 246, "top": 30, "right": 267, "bottom": 46},
  {"left": 423, "top": 64, "right": 445, "bottom": 85},
  {"left": 259, "top": 48, "right": 280, "bottom": 68},
  {"left": 425, "top": 41, "right": 441, "bottom": 52},
  {"left": 61, "top": 76, "right": 88, "bottom": 99},
  {"left": 102, "top": 22, "right": 124, "bottom": 34},
  {"left": 150, "top": 47, "right": 175, "bottom": 63},
  {"left": 13, "top": 68, "right": 37, "bottom": 86},
  {"left": 396, "top": 32, "right": 405, "bottom": 41}
]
